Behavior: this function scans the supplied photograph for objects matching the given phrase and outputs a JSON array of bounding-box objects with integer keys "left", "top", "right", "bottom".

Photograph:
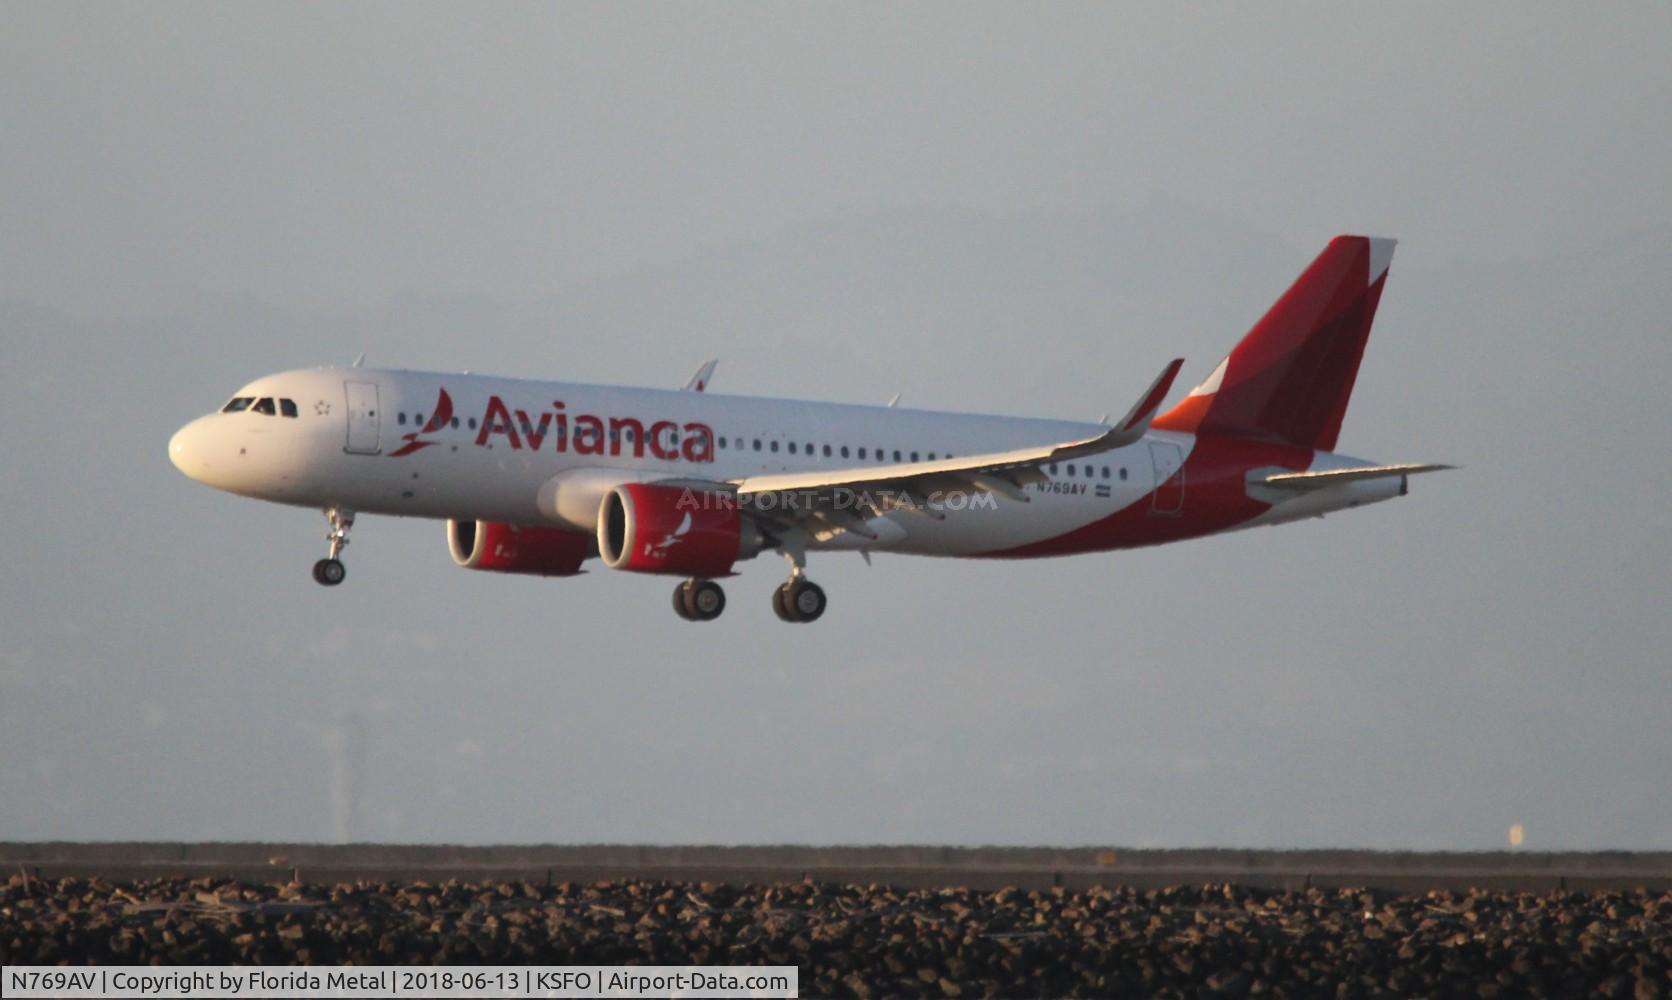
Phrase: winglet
[
  {"left": 1116, "top": 358, "right": 1185, "bottom": 434},
  {"left": 1044, "top": 358, "right": 1187, "bottom": 461},
  {"left": 682, "top": 359, "right": 718, "bottom": 392}
]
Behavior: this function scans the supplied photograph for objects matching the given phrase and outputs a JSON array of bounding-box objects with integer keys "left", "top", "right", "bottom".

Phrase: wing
[{"left": 725, "top": 359, "right": 1184, "bottom": 539}]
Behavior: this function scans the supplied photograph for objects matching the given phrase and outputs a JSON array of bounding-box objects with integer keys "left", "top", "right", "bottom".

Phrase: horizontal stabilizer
[{"left": 1259, "top": 463, "right": 1454, "bottom": 489}]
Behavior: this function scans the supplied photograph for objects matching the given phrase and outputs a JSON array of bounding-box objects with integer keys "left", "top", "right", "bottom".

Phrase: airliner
[{"left": 169, "top": 235, "right": 1447, "bottom": 622}]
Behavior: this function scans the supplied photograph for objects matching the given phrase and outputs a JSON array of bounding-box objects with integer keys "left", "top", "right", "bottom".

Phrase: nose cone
[{"left": 168, "top": 417, "right": 213, "bottom": 482}]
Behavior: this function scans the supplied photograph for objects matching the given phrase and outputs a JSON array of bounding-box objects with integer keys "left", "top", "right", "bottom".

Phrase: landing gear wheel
[
  {"left": 673, "top": 583, "right": 697, "bottom": 620},
  {"left": 689, "top": 580, "right": 726, "bottom": 621},
  {"left": 313, "top": 558, "right": 346, "bottom": 586},
  {"left": 774, "top": 579, "right": 826, "bottom": 623},
  {"left": 674, "top": 579, "right": 726, "bottom": 621},
  {"left": 789, "top": 580, "right": 826, "bottom": 622}
]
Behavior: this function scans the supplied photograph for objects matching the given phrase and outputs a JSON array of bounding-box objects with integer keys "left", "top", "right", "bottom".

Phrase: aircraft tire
[
  {"left": 690, "top": 580, "right": 726, "bottom": 621},
  {"left": 772, "top": 583, "right": 796, "bottom": 622},
  {"left": 673, "top": 582, "right": 697, "bottom": 620},
  {"left": 788, "top": 580, "right": 826, "bottom": 622},
  {"left": 314, "top": 558, "right": 346, "bottom": 586}
]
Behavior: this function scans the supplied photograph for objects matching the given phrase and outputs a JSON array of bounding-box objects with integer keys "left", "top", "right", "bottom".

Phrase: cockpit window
[
  {"left": 222, "top": 397, "right": 255, "bottom": 413},
  {"left": 279, "top": 398, "right": 298, "bottom": 418},
  {"left": 252, "top": 397, "right": 276, "bottom": 415}
]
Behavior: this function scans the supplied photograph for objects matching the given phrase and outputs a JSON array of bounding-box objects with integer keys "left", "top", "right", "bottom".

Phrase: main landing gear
[
  {"left": 771, "top": 548, "right": 827, "bottom": 623},
  {"left": 673, "top": 578, "right": 727, "bottom": 621},
  {"left": 772, "top": 578, "right": 827, "bottom": 623},
  {"left": 668, "top": 550, "right": 829, "bottom": 623},
  {"left": 312, "top": 506, "right": 354, "bottom": 586}
]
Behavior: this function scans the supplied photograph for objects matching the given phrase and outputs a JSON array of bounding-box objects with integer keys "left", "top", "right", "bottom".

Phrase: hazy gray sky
[{"left": 2, "top": 3, "right": 1669, "bottom": 849}]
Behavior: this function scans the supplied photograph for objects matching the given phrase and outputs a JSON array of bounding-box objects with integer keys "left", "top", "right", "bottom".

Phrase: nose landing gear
[
  {"left": 312, "top": 507, "right": 354, "bottom": 586},
  {"left": 673, "top": 578, "right": 727, "bottom": 621}
]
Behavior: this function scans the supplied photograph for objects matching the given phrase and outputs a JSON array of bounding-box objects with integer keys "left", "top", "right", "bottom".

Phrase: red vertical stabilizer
[{"left": 1154, "top": 235, "right": 1394, "bottom": 452}]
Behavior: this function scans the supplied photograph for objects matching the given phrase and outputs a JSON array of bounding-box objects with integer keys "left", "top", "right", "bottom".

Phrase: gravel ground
[{"left": 3, "top": 875, "right": 1669, "bottom": 998}]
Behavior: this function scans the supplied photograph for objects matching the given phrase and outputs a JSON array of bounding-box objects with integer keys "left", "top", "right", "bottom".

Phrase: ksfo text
[{"left": 2, "top": 965, "right": 799, "bottom": 998}]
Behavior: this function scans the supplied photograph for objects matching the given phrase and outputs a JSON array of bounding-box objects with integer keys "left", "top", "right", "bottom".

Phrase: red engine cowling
[
  {"left": 447, "top": 519, "right": 592, "bottom": 576},
  {"left": 597, "top": 483, "right": 763, "bottom": 576}
]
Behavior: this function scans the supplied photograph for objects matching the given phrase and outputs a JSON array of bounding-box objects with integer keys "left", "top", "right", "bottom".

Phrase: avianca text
[{"left": 394, "top": 390, "right": 715, "bottom": 463}]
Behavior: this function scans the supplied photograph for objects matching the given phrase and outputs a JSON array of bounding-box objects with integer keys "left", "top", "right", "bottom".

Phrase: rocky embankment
[{"left": 3, "top": 875, "right": 1668, "bottom": 997}]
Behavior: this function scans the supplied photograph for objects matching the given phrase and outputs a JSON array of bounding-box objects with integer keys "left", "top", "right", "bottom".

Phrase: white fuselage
[{"left": 169, "top": 366, "right": 1392, "bottom": 561}]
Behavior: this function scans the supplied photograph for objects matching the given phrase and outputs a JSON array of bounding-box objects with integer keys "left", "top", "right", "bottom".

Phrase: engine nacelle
[
  {"left": 447, "top": 519, "right": 592, "bottom": 576},
  {"left": 597, "top": 483, "right": 764, "bottom": 576}
]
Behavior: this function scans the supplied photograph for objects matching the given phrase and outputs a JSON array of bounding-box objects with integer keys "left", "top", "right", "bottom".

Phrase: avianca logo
[
  {"left": 387, "top": 389, "right": 454, "bottom": 457},
  {"left": 388, "top": 389, "right": 716, "bottom": 463},
  {"left": 645, "top": 512, "right": 693, "bottom": 558}
]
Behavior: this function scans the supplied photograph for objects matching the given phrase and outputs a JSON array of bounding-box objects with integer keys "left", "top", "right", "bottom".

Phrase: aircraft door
[
  {"left": 344, "top": 381, "right": 382, "bottom": 455},
  {"left": 1148, "top": 440, "right": 1184, "bottom": 516}
]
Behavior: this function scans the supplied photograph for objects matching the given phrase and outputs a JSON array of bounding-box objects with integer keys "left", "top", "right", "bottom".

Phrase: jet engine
[
  {"left": 597, "top": 483, "right": 764, "bottom": 576},
  {"left": 447, "top": 519, "right": 593, "bottom": 576}
]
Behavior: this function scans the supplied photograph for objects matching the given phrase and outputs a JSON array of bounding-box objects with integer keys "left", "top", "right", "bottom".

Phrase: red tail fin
[{"left": 1153, "top": 235, "right": 1394, "bottom": 452}]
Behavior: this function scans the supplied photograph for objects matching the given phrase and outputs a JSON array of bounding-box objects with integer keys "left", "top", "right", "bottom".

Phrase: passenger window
[
  {"left": 788, "top": 442, "right": 797, "bottom": 454},
  {"left": 753, "top": 439, "right": 762, "bottom": 451},
  {"left": 1119, "top": 467, "right": 1128, "bottom": 480},
  {"left": 468, "top": 417, "right": 477, "bottom": 430},
  {"left": 910, "top": 451, "right": 919, "bottom": 462},
  {"left": 415, "top": 413, "right": 424, "bottom": 425},
  {"left": 280, "top": 399, "right": 298, "bottom": 418},
  {"left": 770, "top": 441, "right": 779, "bottom": 453},
  {"left": 1049, "top": 463, "right": 1058, "bottom": 474},
  {"left": 1102, "top": 466, "right": 1110, "bottom": 479},
  {"left": 858, "top": 448, "right": 867, "bottom": 459},
  {"left": 841, "top": 446, "right": 850, "bottom": 458},
  {"left": 823, "top": 445, "right": 832, "bottom": 457},
  {"left": 221, "top": 397, "right": 254, "bottom": 413},
  {"left": 451, "top": 417, "right": 459, "bottom": 429},
  {"left": 928, "top": 453, "right": 937, "bottom": 461},
  {"left": 253, "top": 398, "right": 276, "bottom": 415}
]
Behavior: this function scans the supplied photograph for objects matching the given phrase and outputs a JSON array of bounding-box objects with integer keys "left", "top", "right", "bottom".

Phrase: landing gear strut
[
  {"left": 312, "top": 506, "right": 354, "bottom": 586},
  {"left": 673, "top": 578, "right": 726, "bottom": 621},
  {"left": 772, "top": 548, "right": 827, "bottom": 623}
]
